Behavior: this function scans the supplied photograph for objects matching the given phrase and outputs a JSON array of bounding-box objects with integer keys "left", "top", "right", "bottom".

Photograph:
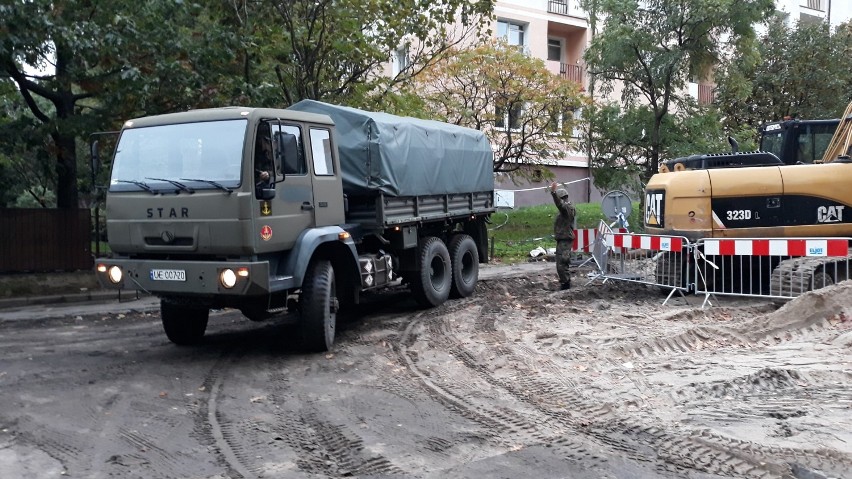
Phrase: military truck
[{"left": 94, "top": 101, "right": 494, "bottom": 351}]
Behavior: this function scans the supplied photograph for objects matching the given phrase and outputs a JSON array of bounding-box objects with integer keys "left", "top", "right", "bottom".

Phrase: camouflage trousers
[{"left": 555, "top": 239, "right": 573, "bottom": 285}]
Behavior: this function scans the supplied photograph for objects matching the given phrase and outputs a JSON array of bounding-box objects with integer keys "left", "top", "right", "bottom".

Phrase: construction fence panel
[
  {"left": 694, "top": 237, "right": 852, "bottom": 302},
  {"left": 590, "top": 223, "right": 692, "bottom": 304}
]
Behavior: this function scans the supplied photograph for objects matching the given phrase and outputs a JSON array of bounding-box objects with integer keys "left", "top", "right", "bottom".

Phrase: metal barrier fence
[
  {"left": 589, "top": 222, "right": 693, "bottom": 304},
  {"left": 573, "top": 228, "right": 598, "bottom": 253},
  {"left": 694, "top": 237, "right": 852, "bottom": 305}
]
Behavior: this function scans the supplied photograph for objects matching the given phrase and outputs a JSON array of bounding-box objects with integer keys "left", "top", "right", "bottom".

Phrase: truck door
[
  {"left": 306, "top": 127, "right": 345, "bottom": 227},
  {"left": 255, "top": 122, "right": 314, "bottom": 252}
]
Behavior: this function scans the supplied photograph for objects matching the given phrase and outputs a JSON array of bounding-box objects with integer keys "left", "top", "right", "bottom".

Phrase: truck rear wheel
[
  {"left": 161, "top": 300, "right": 209, "bottom": 345},
  {"left": 449, "top": 234, "right": 479, "bottom": 298},
  {"left": 300, "top": 259, "right": 337, "bottom": 352},
  {"left": 410, "top": 237, "right": 452, "bottom": 308}
]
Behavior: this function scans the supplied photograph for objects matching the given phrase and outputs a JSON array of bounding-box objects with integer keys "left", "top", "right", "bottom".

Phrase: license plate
[{"left": 150, "top": 269, "right": 186, "bottom": 281}]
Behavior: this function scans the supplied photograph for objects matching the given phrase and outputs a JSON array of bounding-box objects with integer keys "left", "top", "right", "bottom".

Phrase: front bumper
[{"left": 94, "top": 258, "right": 286, "bottom": 296}]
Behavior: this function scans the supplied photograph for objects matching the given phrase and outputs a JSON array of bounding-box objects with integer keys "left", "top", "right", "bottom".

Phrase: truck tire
[
  {"left": 161, "top": 300, "right": 209, "bottom": 345},
  {"left": 449, "top": 234, "right": 479, "bottom": 298},
  {"left": 410, "top": 237, "right": 452, "bottom": 308},
  {"left": 300, "top": 259, "right": 337, "bottom": 352}
]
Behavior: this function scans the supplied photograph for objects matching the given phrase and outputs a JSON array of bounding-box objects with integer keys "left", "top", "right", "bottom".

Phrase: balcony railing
[
  {"left": 548, "top": 0, "right": 570, "bottom": 16},
  {"left": 559, "top": 63, "right": 584, "bottom": 84},
  {"left": 547, "top": 60, "right": 585, "bottom": 84},
  {"left": 698, "top": 84, "right": 715, "bottom": 105},
  {"left": 804, "top": 0, "right": 824, "bottom": 11}
]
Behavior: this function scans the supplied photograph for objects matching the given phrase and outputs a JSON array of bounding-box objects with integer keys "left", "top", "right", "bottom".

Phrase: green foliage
[
  {"left": 416, "top": 40, "right": 587, "bottom": 182},
  {"left": 0, "top": 0, "right": 239, "bottom": 208},
  {"left": 263, "top": 0, "right": 494, "bottom": 107},
  {"left": 580, "top": 0, "right": 774, "bottom": 189},
  {"left": 0, "top": 0, "right": 494, "bottom": 208},
  {"left": 714, "top": 16, "right": 852, "bottom": 131},
  {"left": 489, "top": 203, "right": 642, "bottom": 263}
]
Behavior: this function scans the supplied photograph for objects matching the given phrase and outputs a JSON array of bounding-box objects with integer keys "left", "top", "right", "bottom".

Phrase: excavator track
[{"left": 769, "top": 250, "right": 852, "bottom": 297}]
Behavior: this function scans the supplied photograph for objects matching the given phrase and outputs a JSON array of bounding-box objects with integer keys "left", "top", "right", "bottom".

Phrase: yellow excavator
[{"left": 644, "top": 100, "right": 852, "bottom": 294}]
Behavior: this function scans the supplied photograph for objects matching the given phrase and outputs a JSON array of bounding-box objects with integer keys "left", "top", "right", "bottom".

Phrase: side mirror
[
  {"left": 275, "top": 132, "right": 300, "bottom": 177},
  {"left": 259, "top": 188, "right": 276, "bottom": 200}
]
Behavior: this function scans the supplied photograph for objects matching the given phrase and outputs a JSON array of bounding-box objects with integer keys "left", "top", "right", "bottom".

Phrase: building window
[
  {"left": 496, "top": 100, "right": 523, "bottom": 131},
  {"left": 497, "top": 20, "right": 526, "bottom": 48},
  {"left": 392, "top": 46, "right": 410, "bottom": 76},
  {"left": 547, "top": 107, "right": 583, "bottom": 137},
  {"left": 547, "top": 38, "right": 562, "bottom": 62}
]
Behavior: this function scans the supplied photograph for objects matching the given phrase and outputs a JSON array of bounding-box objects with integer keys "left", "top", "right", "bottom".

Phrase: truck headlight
[
  {"left": 107, "top": 266, "right": 123, "bottom": 284},
  {"left": 220, "top": 268, "right": 237, "bottom": 289}
]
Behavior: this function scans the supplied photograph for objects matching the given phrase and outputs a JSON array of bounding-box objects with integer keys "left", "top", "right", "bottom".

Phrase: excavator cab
[{"left": 759, "top": 119, "right": 839, "bottom": 165}]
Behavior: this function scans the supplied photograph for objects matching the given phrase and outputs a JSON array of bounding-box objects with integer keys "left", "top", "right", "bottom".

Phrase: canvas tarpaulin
[{"left": 288, "top": 100, "right": 494, "bottom": 197}]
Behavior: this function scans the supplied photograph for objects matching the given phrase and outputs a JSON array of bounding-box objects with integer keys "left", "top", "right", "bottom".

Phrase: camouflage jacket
[{"left": 551, "top": 190, "right": 576, "bottom": 241}]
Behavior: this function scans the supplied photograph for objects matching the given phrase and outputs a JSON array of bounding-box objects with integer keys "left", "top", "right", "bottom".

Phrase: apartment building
[
  {"left": 491, "top": 0, "right": 852, "bottom": 208},
  {"left": 774, "top": 0, "right": 852, "bottom": 28},
  {"left": 491, "top": 0, "right": 599, "bottom": 207}
]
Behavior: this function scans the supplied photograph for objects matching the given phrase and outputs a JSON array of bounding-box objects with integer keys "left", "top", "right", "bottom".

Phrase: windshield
[
  {"left": 110, "top": 119, "right": 247, "bottom": 191},
  {"left": 759, "top": 127, "right": 783, "bottom": 158}
]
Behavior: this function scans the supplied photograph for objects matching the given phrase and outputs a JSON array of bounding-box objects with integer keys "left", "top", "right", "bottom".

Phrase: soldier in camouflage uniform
[{"left": 550, "top": 182, "right": 576, "bottom": 290}]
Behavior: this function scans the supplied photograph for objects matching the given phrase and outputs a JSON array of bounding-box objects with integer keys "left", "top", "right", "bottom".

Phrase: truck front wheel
[
  {"left": 410, "top": 237, "right": 452, "bottom": 308},
  {"left": 300, "top": 259, "right": 338, "bottom": 352},
  {"left": 161, "top": 300, "right": 209, "bottom": 345},
  {"left": 449, "top": 234, "right": 479, "bottom": 298}
]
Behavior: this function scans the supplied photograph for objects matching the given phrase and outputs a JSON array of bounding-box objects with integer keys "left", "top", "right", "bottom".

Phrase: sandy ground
[{"left": 0, "top": 261, "right": 850, "bottom": 478}]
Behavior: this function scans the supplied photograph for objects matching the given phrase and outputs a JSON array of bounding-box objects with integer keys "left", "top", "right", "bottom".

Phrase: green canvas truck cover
[{"left": 288, "top": 100, "right": 494, "bottom": 197}]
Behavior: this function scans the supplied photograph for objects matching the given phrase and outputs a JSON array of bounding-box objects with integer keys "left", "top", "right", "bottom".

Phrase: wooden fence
[{"left": 0, "top": 208, "right": 92, "bottom": 273}]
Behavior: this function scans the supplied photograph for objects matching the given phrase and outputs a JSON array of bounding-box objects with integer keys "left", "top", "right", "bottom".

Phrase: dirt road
[{"left": 1, "top": 262, "right": 850, "bottom": 478}]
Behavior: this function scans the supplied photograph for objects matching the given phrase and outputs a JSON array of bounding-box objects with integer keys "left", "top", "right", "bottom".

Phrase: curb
[{"left": 0, "top": 290, "right": 151, "bottom": 310}]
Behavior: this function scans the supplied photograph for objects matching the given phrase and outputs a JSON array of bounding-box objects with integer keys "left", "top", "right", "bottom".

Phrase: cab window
[{"left": 309, "top": 128, "right": 334, "bottom": 176}]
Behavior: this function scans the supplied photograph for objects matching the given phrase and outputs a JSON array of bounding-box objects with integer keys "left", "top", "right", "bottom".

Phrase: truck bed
[{"left": 346, "top": 191, "right": 493, "bottom": 229}]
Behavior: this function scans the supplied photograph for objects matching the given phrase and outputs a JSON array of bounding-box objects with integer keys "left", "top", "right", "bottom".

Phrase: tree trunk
[{"left": 52, "top": 131, "right": 78, "bottom": 209}]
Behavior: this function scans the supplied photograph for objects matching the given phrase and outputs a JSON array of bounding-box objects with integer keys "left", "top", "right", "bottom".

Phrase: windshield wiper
[
  {"left": 180, "top": 178, "right": 233, "bottom": 194},
  {"left": 113, "top": 179, "right": 159, "bottom": 195},
  {"left": 146, "top": 177, "right": 195, "bottom": 194}
]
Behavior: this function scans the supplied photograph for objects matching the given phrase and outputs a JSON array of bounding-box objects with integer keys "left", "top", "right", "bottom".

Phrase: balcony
[
  {"left": 548, "top": 0, "right": 570, "bottom": 16},
  {"left": 689, "top": 82, "right": 715, "bottom": 105},
  {"left": 803, "top": 0, "right": 824, "bottom": 11},
  {"left": 698, "top": 84, "right": 714, "bottom": 105},
  {"left": 547, "top": 60, "right": 584, "bottom": 85}
]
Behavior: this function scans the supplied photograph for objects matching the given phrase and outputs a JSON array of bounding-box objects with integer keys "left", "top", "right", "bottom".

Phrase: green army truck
[{"left": 94, "top": 101, "right": 494, "bottom": 351}]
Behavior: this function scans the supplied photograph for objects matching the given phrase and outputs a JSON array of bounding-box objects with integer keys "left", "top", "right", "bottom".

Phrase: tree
[
  {"left": 581, "top": 0, "right": 774, "bottom": 185},
  {"left": 0, "top": 1, "right": 250, "bottom": 208},
  {"left": 264, "top": 0, "right": 494, "bottom": 108},
  {"left": 714, "top": 16, "right": 852, "bottom": 131},
  {"left": 415, "top": 41, "right": 587, "bottom": 181}
]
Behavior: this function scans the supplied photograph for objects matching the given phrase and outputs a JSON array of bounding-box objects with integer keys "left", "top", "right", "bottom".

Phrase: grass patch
[
  {"left": 488, "top": 202, "right": 643, "bottom": 263},
  {"left": 92, "top": 241, "right": 111, "bottom": 256}
]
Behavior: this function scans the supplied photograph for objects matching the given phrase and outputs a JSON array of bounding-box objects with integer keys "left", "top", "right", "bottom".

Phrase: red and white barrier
[
  {"left": 572, "top": 228, "right": 628, "bottom": 253},
  {"left": 605, "top": 233, "right": 684, "bottom": 252},
  {"left": 702, "top": 238, "right": 848, "bottom": 257},
  {"left": 572, "top": 228, "right": 597, "bottom": 253}
]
